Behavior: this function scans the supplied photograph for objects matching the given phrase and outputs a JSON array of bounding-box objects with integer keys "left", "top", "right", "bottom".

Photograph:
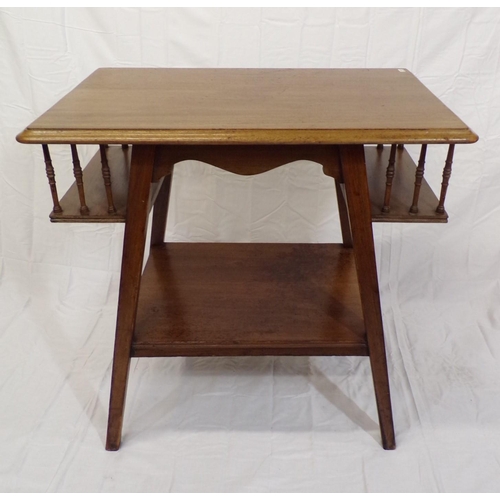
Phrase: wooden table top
[{"left": 17, "top": 68, "right": 477, "bottom": 145}]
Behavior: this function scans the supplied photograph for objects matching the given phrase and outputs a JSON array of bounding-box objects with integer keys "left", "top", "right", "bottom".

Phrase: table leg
[
  {"left": 151, "top": 172, "right": 173, "bottom": 246},
  {"left": 106, "top": 145, "right": 156, "bottom": 451},
  {"left": 340, "top": 144, "right": 396, "bottom": 450},
  {"left": 335, "top": 179, "right": 353, "bottom": 248}
]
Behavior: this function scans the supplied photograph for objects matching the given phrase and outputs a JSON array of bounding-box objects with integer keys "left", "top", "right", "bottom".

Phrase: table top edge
[{"left": 16, "top": 127, "right": 479, "bottom": 145}]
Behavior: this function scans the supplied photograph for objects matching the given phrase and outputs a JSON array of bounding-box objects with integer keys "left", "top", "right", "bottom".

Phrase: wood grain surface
[
  {"left": 132, "top": 243, "right": 368, "bottom": 357},
  {"left": 17, "top": 68, "right": 478, "bottom": 145}
]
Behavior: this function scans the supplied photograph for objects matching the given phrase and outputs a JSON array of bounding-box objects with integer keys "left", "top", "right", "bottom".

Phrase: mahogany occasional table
[{"left": 17, "top": 68, "right": 478, "bottom": 450}]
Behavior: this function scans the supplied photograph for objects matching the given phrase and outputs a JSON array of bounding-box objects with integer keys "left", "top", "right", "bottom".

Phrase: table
[{"left": 17, "top": 68, "right": 478, "bottom": 451}]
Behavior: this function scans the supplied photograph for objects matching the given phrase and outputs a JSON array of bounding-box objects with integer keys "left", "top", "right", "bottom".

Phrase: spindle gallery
[
  {"left": 70, "top": 144, "right": 89, "bottom": 215},
  {"left": 17, "top": 69, "right": 478, "bottom": 451},
  {"left": 37, "top": 142, "right": 458, "bottom": 224}
]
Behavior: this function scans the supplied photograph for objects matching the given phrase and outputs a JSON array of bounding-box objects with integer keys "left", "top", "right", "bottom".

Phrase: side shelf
[
  {"left": 365, "top": 146, "right": 447, "bottom": 223},
  {"left": 50, "top": 146, "right": 131, "bottom": 222},
  {"left": 49, "top": 145, "right": 446, "bottom": 224}
]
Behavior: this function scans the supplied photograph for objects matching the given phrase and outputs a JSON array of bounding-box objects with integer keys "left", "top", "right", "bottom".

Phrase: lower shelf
[{"left": 132, "top": 243, "right": 368, "bottom": 357}]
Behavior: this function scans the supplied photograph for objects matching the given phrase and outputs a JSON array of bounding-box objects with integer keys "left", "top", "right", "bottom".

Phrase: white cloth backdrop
[{"left": 1, "top": 7, "right": 500, "bottom": 492}]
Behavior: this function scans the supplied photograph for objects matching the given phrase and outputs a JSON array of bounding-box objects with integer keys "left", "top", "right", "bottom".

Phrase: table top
[{"left": 17, "top": 68, "right": 478, "bottom": 145}]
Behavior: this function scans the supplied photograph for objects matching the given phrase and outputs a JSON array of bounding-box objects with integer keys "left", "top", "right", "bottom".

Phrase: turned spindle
[
  {"left": 100, "top": 145, "right": 116, "bottom": 214},
  {"left": 377, "top": 144, "right": 384, "bottom": 150},
  {"left": 409, "top": 144, "right": 427, "bottom": 214},
  {"left": 70, "top": 144, "right": 89, "bottom": 215},
  {"left": 381, "top": 144, "right": 397, "bottom": 213},
  {"left": 436, "top": 144, "right": 455, "bottom": 214},
  {"left": 41, "top": 144, "right": 62, "bottom": 213},
  {"left": 397, "top": 144, "right": 405, "bottom": 150},
  {"left": 121, "top": 144, "right": 129, "bottom": 150}
]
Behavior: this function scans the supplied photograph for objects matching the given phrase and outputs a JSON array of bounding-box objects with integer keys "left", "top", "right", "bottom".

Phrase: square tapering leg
[
  {"left": 106, "top": 145, "right": 156, "bottom": 451},
  {"left": 340, "top": 144, "right": 396, "bottom": 450}
]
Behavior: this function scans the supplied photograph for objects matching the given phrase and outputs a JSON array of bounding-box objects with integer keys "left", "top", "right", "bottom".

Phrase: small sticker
[{"left": 398, "top": 69, "right": 406, "bottom": 72}]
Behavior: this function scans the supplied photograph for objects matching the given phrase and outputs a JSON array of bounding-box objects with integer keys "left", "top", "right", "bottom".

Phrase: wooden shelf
[
  {"left": 50, "top": 145, "right": 446, "bottom": 224},
  {"left": 50, "top": 146, "right": 131, "bottom": 222},
  {"left": 366, "top": 146, "right": 447, "bottom": 223},
  {"left": 132, "top": 243, "right": 368, "bottom": 357}
]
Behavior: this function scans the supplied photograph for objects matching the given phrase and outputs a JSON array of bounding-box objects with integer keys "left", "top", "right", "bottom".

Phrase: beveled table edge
[{"left": 16, "top": 127, "right": 479, "bottom": 145}]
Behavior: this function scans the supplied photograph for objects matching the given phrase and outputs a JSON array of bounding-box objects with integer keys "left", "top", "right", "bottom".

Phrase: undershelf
[{"left": 132, "top": 243, "right": 368, "bottom": 357}]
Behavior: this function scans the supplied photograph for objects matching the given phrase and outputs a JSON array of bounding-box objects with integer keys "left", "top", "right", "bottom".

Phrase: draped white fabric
[{"left": 1, "top": 7, "right": 499, "bottom": 492}]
